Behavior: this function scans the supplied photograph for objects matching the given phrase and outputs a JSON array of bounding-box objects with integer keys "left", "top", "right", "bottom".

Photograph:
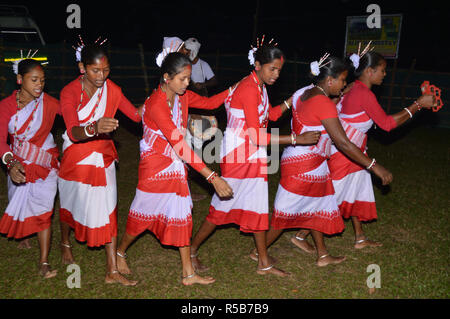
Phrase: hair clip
[
  {"left": 350, "top": 41, "right": 375, "bottom": 69},
  {"left": 73, "top": 35, "right": 107, "bottom": 62},
  {"left": 248, "top": 35, "right": 278, "bottom": 66},
  {"left": 11, "top": 49, "right": 41, "bottom": 75},
  {"left": 310, "top": 52, "right": 331, "bottom": 76}
]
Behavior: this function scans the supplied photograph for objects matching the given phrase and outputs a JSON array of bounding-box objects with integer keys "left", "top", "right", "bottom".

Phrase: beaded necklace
[
  {"left": 14, "top": 90, "right": 40, "bottom": 147},
  {"left": 315, "top": 85, "right": 328, "bottom": 97},
  {"left": 162, "top": 84, "right": 183, "bottom": 128},
  {"left": 167, "top": 97, "right": 182, "bottom": 128},
  {"left": 77, "top": 76, "right": 105, "bottom": 122},
  {"left": 251, "top": 72, "right": 269, "bottom": 128}
]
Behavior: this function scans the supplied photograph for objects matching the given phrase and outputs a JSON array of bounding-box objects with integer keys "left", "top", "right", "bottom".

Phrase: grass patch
[{"left": 0, "top": 119, "right": 449, "bottom": 299}]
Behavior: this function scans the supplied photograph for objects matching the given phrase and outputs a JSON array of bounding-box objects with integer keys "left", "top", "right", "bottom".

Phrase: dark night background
[{"left": 5, "top": 0, "right": 450, "bottom": 72}]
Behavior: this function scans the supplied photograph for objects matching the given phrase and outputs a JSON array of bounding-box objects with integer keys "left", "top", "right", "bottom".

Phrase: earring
[
  {"left": 80, "top": 69, "right": 85, "bottom": 74},
  {"left": 17, "top": 80, "right": 22, "bottom": 85}
]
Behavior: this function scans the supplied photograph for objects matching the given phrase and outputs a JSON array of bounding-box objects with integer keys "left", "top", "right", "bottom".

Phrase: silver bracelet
[
  {"left": 284, "top": 100, "right": 290, "bottom": 109},
  {"left": 366, "top": 158, "right": 376, "bottom": 170},
  {"left": 84, "top": 123, "right": 95, "bottom": 137},
  {"left": 404, "top": 107, "right": 413, "bottom": 119},
  {"left": 291, "top": 132, "right": 296, "bottom": 145},
  {"left": 2, "top": 151, "right": 14, "bottom": 165}
]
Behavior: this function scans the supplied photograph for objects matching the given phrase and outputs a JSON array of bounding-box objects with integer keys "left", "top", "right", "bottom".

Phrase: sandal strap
[
  {"left": 116, "top": 251, "right": 127, "bottom": 259},
  {"left": 258, "top": 264, "right": 274, "bottom": 271}
]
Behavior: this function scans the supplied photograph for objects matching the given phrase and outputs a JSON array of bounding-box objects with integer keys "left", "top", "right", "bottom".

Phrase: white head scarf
[
  {"left": 162, "top": 36, "right": 184, "bottom": 52},
  {"left": 156, "top": 36, "right": 185, "bottom": 67},
  {"left": 184, "top": 37, "right": 201, "bottom": 61}
]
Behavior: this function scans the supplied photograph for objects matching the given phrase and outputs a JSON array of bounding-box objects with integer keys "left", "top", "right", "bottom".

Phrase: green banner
[{"left": 344, "top": 14, "right": 402, "bottom": 59}]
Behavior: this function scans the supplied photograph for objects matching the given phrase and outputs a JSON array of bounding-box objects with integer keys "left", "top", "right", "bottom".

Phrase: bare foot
[
  {"left": 291, "top": 236, "right": 315, "bottom": 254},
  {"left": 354, "top": 237, "right": 383, "bottom": 249},
  {"left": 39, "top": 263, "right": 58, "bottom": 279},
  {"left": 316, "top": 254, "right": 346, "bottom": 267},
  {"left": 61, "top": 243, "right": 75, "bottom": 265},
  {"left": 191, "top": 253, "right": 210, "bottom": 273},
  {"left": 105, "top": 271, "right": 138, "bottom": 286},
  {"left": 182, "top": 273, "right": 215, "bottom": 286},
  {"left": 18, "top": 238, "right": 32, "bottom": 249},
  {"left": 116, "top": 251, "right": 132, "bottom": 275},
  {"left": 249, "top": 249, "right": 278, "bottom": 264},
  {"left": 256, "top": 264, "right": 291, "bottom": 277}
]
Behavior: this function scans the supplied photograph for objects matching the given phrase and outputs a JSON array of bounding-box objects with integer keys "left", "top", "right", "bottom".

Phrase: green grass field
[{"left": 0, "top": 117, "right": 449, "bottom": 299}]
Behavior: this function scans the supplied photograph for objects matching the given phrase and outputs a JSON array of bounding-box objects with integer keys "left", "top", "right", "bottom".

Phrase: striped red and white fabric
[
  {"left": 208, "top": 75, "right": 272, "bottom": 233},
  {"left": 124, "top": 86, "right": 228, "bottom": 247},
  {"left": 58, "top": 81, "right": 119, "bottom": 247},
  {"left": 328, "top": 93, "right": 376, "bottom": 221},
  {"left": 271, "top": 85, "right": 344, "bottom": 235},
  {"left": 0, "top": 92, "right": 59, "bottom": 239},
  {"left": 125, "top": 94, "right": 193, "bottom": 247}
]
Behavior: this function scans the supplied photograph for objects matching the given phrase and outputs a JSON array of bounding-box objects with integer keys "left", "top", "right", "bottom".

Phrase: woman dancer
[
  {"left": 58, "top": 40, "right": 142, "bottom": 286},
  {"left": 0, "top": 57, "right": 59, "bottom": 278},
  {"left": 327, "top": 49, "right": 436, "bottom": 249},
  {"left": 116, "top": 52, "right": 234, "bottom": 286},
  {"left": 190, "top": 40, "right": 321, "bottom": 277},
  {"left": 268, "top": 54, "right": 393, "bottom": 267}
]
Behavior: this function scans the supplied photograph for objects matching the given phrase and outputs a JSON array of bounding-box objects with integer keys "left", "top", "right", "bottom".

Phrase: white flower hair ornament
[
  {"left": 247, "top": 35, "right": 277, "bottom": 66},
  {"left": 11, "top": 49, "right": 46, "bottom": 75},
  {"left": 155, "top": 40, "right": 185, "bottom": 68},
  {"left": 349, "top": 53, "right": 360, "bottom": 70},
  {"left": 350, "top": 41, "right": 375, "bottom": 69},
  {"left": 310, "top": 61, "right": 320, "bottom": 76},
  {"left": 310, "top": 52, "right": 331, "bottom": 76},
  {"left": 248, "top": 47, "right": 257, "bottom": 66}
]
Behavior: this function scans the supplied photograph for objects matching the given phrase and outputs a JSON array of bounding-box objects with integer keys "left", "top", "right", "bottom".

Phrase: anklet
[
  {"left": 190, "top": 251, "right": 199, "bottom": 258},
  {"left": 355, "top": 238, "right": 368, "bottom": 244},
  {"left": 318, "top": 254, "right": 329, "bottom": 259},
  {"left": 182, "top": 272, "right": 196, "bottom": 279},
  {"left": 295, "top": 235, "right": 306, "bottom": 241},
  {"left": 258, "top": 264, "right": 274, "bottom": 271},
  {"left": 117, "top": 251, "right": 128, "bottom": 259}
]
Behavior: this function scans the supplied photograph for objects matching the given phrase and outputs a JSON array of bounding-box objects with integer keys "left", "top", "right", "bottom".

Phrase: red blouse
[
  {"left": 341, "top": 80, "right": 397, "bottom": 132},
  {"left": 296, "top": 95, "right": 338, "bottom": 127},
  {"left": 230, "top": 71, "right": 282, "bottom": 145},
  {"left": 0, "top": 91, "right": 60, "bottom": 158},
  {"left": 60, "top": 76, "right": 141, "bottom": 142},
  {"left": 144, "top": 87, "right": 228, "bottom": 172}
]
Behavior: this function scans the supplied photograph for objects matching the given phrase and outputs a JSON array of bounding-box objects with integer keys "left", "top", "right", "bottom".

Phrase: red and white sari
[
  {"left": 125, "top": 87, "right": 228, "bottom": 247},
  {"left": 208, "top": 72, "right": 282, "bottom": 233},
  {"left": 0, "top": 92, "right": 59, "bottom": 238},
  {"left": 58, "top": 78, "right": 140, "bottom": 247},
  {"left": 271, "top": 87, "right": 344, "bottom": 235},
  {"left": 328, "top": 80, "right": 396, "bottom": 221}
]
